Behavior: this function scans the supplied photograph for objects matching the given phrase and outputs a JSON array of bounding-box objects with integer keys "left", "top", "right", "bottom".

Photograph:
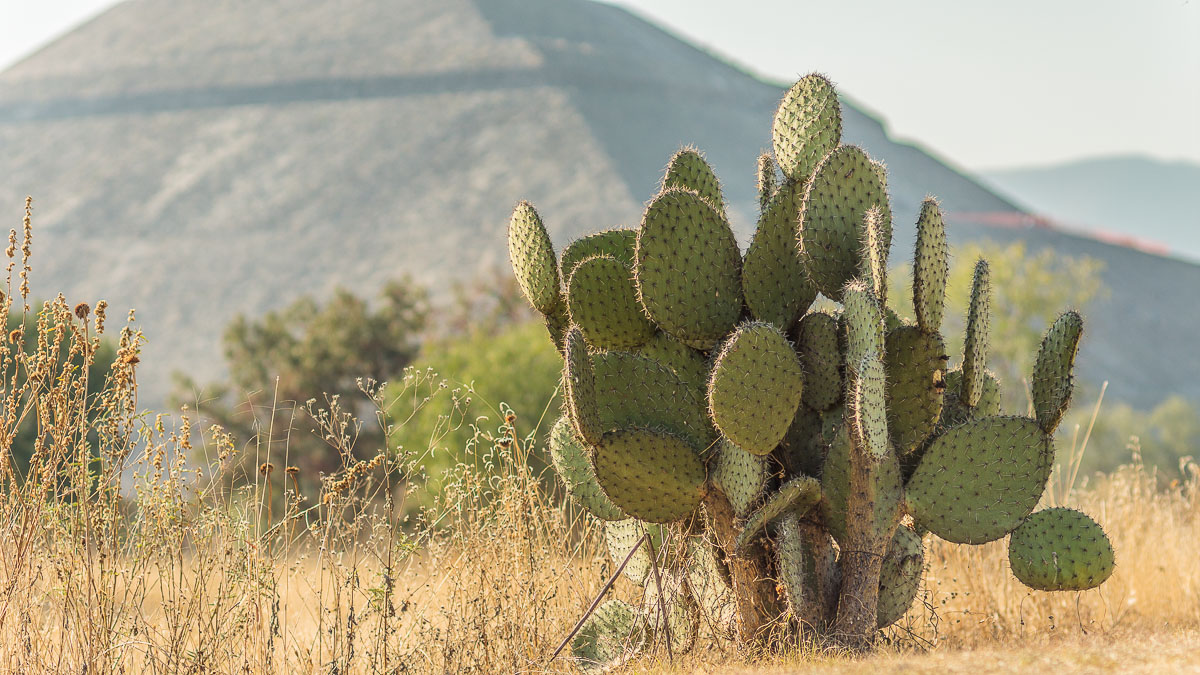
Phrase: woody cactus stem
[{"left": 510, "top": 73, "right": 1114, "bottom": 665}]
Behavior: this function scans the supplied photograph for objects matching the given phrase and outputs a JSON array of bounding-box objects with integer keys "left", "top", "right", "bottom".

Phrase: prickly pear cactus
[{"left": 507, "top": 73, "right": 1113, "bottom": 666}]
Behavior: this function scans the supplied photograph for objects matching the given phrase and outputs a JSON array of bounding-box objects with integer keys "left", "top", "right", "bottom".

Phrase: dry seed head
[
  {"left": 505, "top": 412, "right": 517, "bottom": 424},
  {"left": 285, "top": 466, "right": 299, "bottom": 475},
  {"left": 259, "top": 462, "right": 274, "bottom": 476},
  {"left": 94, "top": 300, "right": 107, "bottom": 333},
  {"left": 8, "top": 329, "right": 20, "bottom": 344},
  {"left": 74, "top": 302, "right": 90, "bottom": 320}
]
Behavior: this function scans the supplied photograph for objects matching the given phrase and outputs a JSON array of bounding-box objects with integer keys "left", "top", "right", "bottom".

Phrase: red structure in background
[{"left": 947, "top": 211, "right": 1172, "bottom": 257}]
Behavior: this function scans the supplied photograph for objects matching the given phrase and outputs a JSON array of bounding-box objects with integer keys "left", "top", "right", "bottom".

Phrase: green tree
[
  {"left": 174, "top": 279, "right": 429, "bottom": 490},
  {"left": 386, "top": 318, "right": 563, "bottom": 501}
]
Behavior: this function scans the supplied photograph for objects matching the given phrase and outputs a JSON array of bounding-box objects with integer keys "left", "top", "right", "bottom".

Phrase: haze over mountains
[
  {"left": 983, "top": 156, "right": 1200, "bottom": 262},
  {"left": 0, "top": 0, "right": 1195, "bottom": 411}
]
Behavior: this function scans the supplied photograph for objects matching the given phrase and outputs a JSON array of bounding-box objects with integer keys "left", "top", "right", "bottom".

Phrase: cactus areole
[{"left": 508, "top": 73, "right": 1113, "bottom": 664}]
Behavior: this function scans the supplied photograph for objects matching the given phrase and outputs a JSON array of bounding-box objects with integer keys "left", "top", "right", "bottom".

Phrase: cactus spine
[{"left": 507, "top": 73, "right": 1113, "bottom": 665}]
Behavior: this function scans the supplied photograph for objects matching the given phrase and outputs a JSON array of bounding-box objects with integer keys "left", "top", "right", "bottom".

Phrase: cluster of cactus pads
[{"left": 509, "top": 74, "right": 1114, "bottom": 667}]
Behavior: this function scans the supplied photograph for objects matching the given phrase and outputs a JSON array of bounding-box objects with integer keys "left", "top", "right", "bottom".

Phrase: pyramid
[{"left": 0, "top": 0, "right": 1194, "bottom": 409}]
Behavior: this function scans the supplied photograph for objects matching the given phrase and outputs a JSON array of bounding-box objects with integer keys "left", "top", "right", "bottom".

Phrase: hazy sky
[{"left": 2, "top": 0, "right": 1197, "bottom": 170}]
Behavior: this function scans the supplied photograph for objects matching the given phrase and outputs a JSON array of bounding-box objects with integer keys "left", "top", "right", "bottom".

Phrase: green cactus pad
[
  {"left": 635, "top": 188, "right": 743, "bottom": 349},
  {"left": 544, "top": 303, "right": 569, "bottom": 352},
  {"left": 507, "top": 201, "right": 561, "bottom": 315},
  {"left": 940, "top": 367, "right": 1002, "bottom": 429},
  {"left": 636, "top": 332, "right": 709, "bottom": 393},
  {"left": 842, "top": 280, "right": 885, "bottom": 374},
  {"left": 906, "top": 416, "right": 1053, "bottom": 544},
  {"left": 708, "top": 322, "right": 805, "bottom": 456},
  {"left": 561, "top": 227, "right": 638, "bottom": 279},
  {"left": 795, "top": 311, "right": 842, "bottom": 412},
  {"left": 798, "top": 146, "right": 892, "bottom": 300},
  {"left": 593, "top": 350, "right": 716, "bottom": 457},
  {"left": 549, "top": 416, "right": 626, "bottom": 521},
  {"left": 713, "top": 438, "right": 770, "bottom": 517},
  {"left": 819, "top": 421, "right": 903, "bottom": 545},
  {"left": 743, "top": 180, "right": 818, "bottom": 330},
  {"left": 861, "top": 206, "right": 889, "bottom": 307},
  {"left": 884, "top": 326, "right": 947, "bottom": 453},
  {"left": 913, "top": 198, "right": 949, "bottom": 335},
  {"left": 565, "top": 328, "right": 604, "bottom": 444},
  {"left": 777, "top": 405, "right": 825, "bottom": 478},
  {"left": 850, "top": 353, "right": 890, "bottom": 461},
  {"left": 961, "top": 259, "right": 991, "bottom": 407},
  {"left": 772, "top": 73, "right": 842, "bottom": 182},
  {"left": 592, "top": 427, "right": 706, "bottom": 523},
  {"left": 757, "top": 152, "right": 777, "bottom": 213},
  {"left": 661, "top": 146, "right": 725, "bottom": 216},
  {"left": 775, "top": 512, "right": 811, "bottom": 617},
  {"left": 567, "top": 255, "right": 656, "bottom": 350},
  {"left": 685, "top": 537, "right": 736, "bottom": 627},
  {"left": 605, "top": 519, "right": 672, "bottom": 586},
  {"left": 1007, "top": 507, "right": 1115, "bottom": 591},
  {"left": 1032, "top": 311, "right": 1084, "bottom": 434},
  {"left": 571, "top": 599, "right": 645, "bottom": 670},
  {"left": 877, "top": 526, "right": 924, "bottom": 628},
  {"left": 735, "top": 476, "right": 822, "bottom": 550},
  {"left": 644, "top": 581, "right": 699, "bottom": 655}
]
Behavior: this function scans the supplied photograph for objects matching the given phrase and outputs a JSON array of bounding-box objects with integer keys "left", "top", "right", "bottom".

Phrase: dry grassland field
[{"left": 1, "top": 206, "right": 1198, "bottom": 675}]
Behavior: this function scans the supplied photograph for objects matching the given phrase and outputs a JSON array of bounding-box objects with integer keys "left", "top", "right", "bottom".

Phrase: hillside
[
  {"left": 0, "top": 0, "right": 1195, "bottom": 410},
  {"left": 983, "top": 156, "right": 1200, "bottom": 262}
]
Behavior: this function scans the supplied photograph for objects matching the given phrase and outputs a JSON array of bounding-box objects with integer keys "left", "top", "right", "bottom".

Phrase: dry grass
[{"left": 1, "top": 204, "right": 1198, "bottom": 673}]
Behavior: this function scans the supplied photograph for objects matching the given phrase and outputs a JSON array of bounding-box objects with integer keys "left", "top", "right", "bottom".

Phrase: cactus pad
[
  {"left": 549, "top": 416, "right": 626, "bottom": 521},
  {"left": 861, "top": 206, "right": 889, "bottom": 307},
  {"left": 636, "top": 189, "right": 743, "bottom": 349},
  {"left": 571, "top": 599, "right": 644, "bottom": 669},
  {"left": 544, "top": 304, "right": 569, "bottom": 352},
  {"left": 850, "top": 353, "right": 890, "bottom": 461},
  {"left": 1007, "top": 507, "right": 1115, "bottom": 591},
  {"left": 777, "top": 405, "right": 825, "bottom": 478},
  {"left": 940, "top": 367, "right": 1001, "bottom": 429},
  {"left": 661, "top": 147, "right": 725, "bottom": 216},
  {"left": 605, "top": 519, "right": 671, "bottom": 586},
  {"left": 708, "top": 322, "right": 806, "bottom": 456},
  {"left": 884, "top": 326, "right": 947, "bottom": 453},
  {"left": 799, "top": 146, "right": 892, "bottom": 300},
  {"left": 912, "top": 198, "right": 949, "bottom": 334},
  {"left": 906, "top": 416, "right": 1053, "bottom": 544},
  {"left": 568, "top": 255, "right": 655, "bottom": 350},
  {"left": 713, "top": 438, "right": 770, "bottom": 517},
  {"left": 593, "top": 350, "right": 716, "bottom": 456},
  {"left": 757, "top": 152, "right": 777, "bottom": 213},
  {"left": 564, "top": 328, "right": 603, "bottom": 444},
  {"left": 592, "top": 427, "right": 706, "bottom": 523},
  {"left": 842, "top": 281, "right": 885, "bottom": 374},
  {"left": 1032, "top": 311, "right": 1084, "bottom": 434},
  {"left": 636, "top": 332, "right": 709, "bottom": 392},
  {"left": 961, "top": 259, "right": 991, "bottom": 407},
  {"left": 561, "top": 228, "right": 638, "bottom": 279},
  {"left": 795, "top": 311, "right": 842, "bottom": 412},
  {"left": 507, "top": 201, "right": 561, "bottom": 315},
  {"left": 736, "top": 476, "right": 822, "bottom": 550},
  {"left": 819, "top": 422, "right": 903, "bottom": 544},
  {"left": 772, "top": 73, "right": 842, "bottom": 182},
  {"left": 743, "top": 180, "right": 818, "bottom": 329},
  {"left": 876, "top": 526, "right": 924, "bottom": 628}
]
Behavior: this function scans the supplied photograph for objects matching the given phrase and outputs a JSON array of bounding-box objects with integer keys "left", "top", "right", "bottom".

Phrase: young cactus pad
[{"left": 507, "top": 72, "right": 1112, "bottom": 662}]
